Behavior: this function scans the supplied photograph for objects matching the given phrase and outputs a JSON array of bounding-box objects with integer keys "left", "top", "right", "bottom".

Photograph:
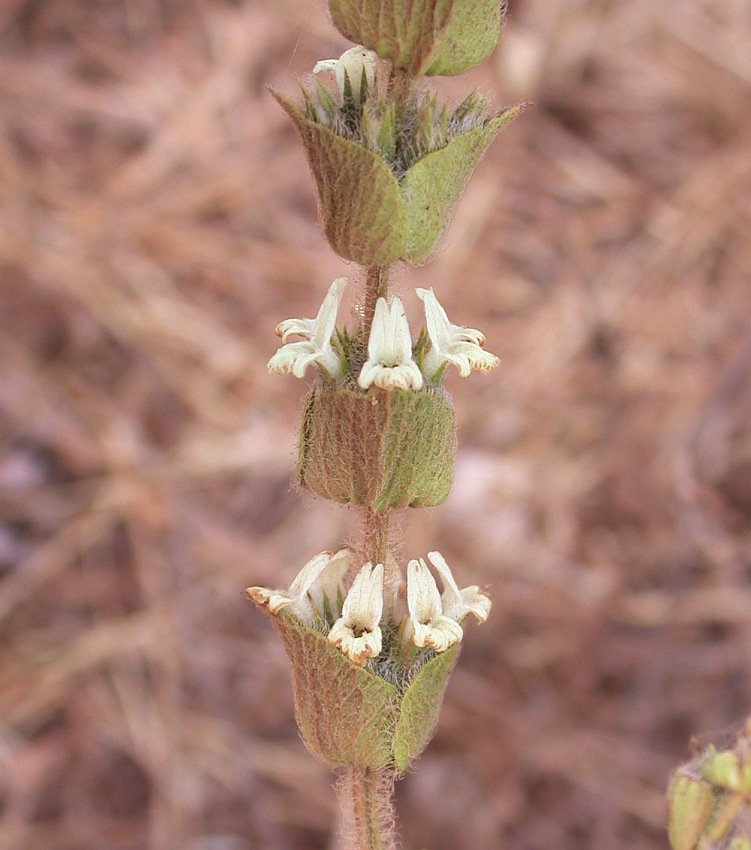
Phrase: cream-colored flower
[
  {"left": 268, "top": 277, "right": 346, "bottom": 379},
  {"left": 416, "top": 287, "right": 499, "bottom": 379},
  {"left": 246, "top": 549, "right": 349, "bottom": 624},
  {"left": 328, "top": 562, "right": 384, "bottom": 665},
  {"left": 306, "top": 548, "right": 350, "bottom": 620},
  {"left": 427, "top": 551, "right": 491, "bottom": 623},
  {"left": 314, "top": 45, "right": 377, "bottom": 103},
  {"left": 358, "top": 297, "right": 423, "bottom": 391},
  {"left": 405, "top": 559, "right": 463, "bottom": 652}
]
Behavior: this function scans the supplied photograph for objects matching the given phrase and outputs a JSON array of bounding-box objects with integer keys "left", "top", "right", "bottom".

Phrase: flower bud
[
  {"left": 298, "top": 384, "right": 455, "bottom": 513},
  {"left": 274, "top": 91, "right": 520, "bottom": 266},
  {"left": 328, "top": 0, "right": 505, "bottom": 77}
]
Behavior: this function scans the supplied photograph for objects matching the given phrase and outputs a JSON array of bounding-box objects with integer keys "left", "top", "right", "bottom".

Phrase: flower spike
[
  {"left": 416, "top": 287, "right": 499, "bottom": 379},
  {"left": 268, "top": 277, "right": 346, "bottom": 379},
  {"left": 328, "top": 562, "right": 384, "bottom": 665},
  {"left": 314, "top": 45, "right": 377, "bottom": 103},
  {"left": 405, "top": 559, "right": 464, "bottom": 652},
  {"left": 246, "top": 549, "right": 350, "bottom": 625},
  {"left": 358, "top": 297, "right": 423, "bottom": 391},
  {"left": 427, "top": 551, "right": 491, "bottom": 624}
]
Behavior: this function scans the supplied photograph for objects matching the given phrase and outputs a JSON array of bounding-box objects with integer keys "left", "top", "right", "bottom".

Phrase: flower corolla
[
  {"left": 416, "top": 287, "right": 499, "bottom": 379},
  {"left": 314, "top": 45, "right": 377, "bottom": 103},
  {"left": 426, "top": 551, "right": 491, "bottom": 623},
  {"left": 405, "top": 558, "right": 464, "bottom": 652},
  {"left": 328, "top": 562, "right": 384, "bottom": 665},
  {"left": 358, "top": 297, "right": 423, "bottom": 391},
  {"left": 268, "top": 277, "right": 346, "bottom": 379},
  {"left": 245, "top": 549, "right": 349, "bottom": 625}
]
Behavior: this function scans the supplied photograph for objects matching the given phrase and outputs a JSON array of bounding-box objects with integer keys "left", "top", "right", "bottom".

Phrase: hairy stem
[
  {"left": 360, "top": 265, "right": 390, "bottom": 340},
  {"left": 336, "top": 768, "right": 397, "bottom": 850},
  {"left": 387, "top": 66, "right": 413, "bottom": 103},
  {"left": 364, "top": 510, "right": 390, "bottom": 567},
  {"left": 350, "top": 510, "right": 396, "bottom": 590}
]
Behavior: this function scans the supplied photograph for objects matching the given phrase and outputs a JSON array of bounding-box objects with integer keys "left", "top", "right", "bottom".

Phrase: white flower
[
  {"left": 314, "top": 45, "right": 377, "bottom": 103},
  {"left": 358, "top": 297, "right": 423, "bottom": 391},
  {"left": 305, "top": 549, "right": 350, "bottom": 620},
  {"left": 328, "top": 562, "right": 384, "bottom": 665},
  {"left": 246, "top": 549, "right": 350, "bottom": 625},
  {"left": 405, "top": 559, "right": 464, "bottom": 652},
  {"left": 426, "top": 551, "right": 491, "bottom": 624},
  {"left": 416, "top": 287, "right": 499, "bottom": 379},
  {"left": 268, "top": 278, "right": 346, "bottom": 379}
]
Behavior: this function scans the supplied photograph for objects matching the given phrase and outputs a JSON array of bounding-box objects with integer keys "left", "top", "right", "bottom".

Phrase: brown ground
[{"left": 1, "top": 1, "right": 750, "bottom": 848}]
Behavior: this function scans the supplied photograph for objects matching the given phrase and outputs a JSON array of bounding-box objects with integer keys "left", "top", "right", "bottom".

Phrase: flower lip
[
  {"left": 267, "top": 277, "right": 347, "bottom": 379},
  {"left": 426, "top": 551, "right": 491, "bottom": 623},
  {"left": 357, "top": 297, "right": 423, "bottom": 391},
  {"left": 416, "top": 287, "right": 499, "bottom": 379},
  {"left": 405, "top": 558, "right": 463, "bottom": 652},
  {"left": 246, "top": 548, "right": 350, "bottom": 625},
  {"left": 328, "top": 562, "right": 384, "bottom": 665}
]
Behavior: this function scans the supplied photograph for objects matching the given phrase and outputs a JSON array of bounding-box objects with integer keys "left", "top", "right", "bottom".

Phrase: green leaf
[
  {"left": 393, "top": 644, "right": 460, "bottom": 772},
  {"left": 374, "top": 389, "right": 454, "bottom": 513},
  {"left": 401, "top": 107, "right": 521, "bottom": 263},
  {"left": 298, "top": 386, "right": 384, "bottom": 506},
  {"left": 299, "top": 387, "right": 455, "bottom": 514},
  {"left": 328, "top": 0, "right": 502, "bottom": 77},
  {"left": 272, "top": 612, "right": 400, "bottom": 770},
  {"left": 273, "top": 91, "right": 408, "bottom": 266},
  {"left": 423, "top": 0, "right": 502, "bottom": 77}
]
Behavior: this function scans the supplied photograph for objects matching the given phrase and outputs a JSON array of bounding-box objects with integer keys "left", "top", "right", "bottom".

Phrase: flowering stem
[
  {"left": 364, "top": 509, "right": 390, "bottom": 567},
  {"left": 361, "top": 265, "right": 389, "bottom": 340},
  {"left": 387, "top": 66, "right": 412, "bottom": 103},
  {"left": 350, "top": 509, "right": 395, "bottom": 590},
  {"left": 336, "top": 768, "right": 397, "bottom": 850}
]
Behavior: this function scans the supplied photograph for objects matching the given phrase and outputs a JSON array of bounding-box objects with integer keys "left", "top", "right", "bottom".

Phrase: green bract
[
  {"left": 328, "top": 0, "right": 503, "bottom": 76},
  {"left": 667, "top": 774, "right": 715, "bottom": 850},
  {"left": 668, "top": 728, "right": 751, "bottom": 850},
  {"left": 703, "top": 747, "right": 751, "bottom": 794},
  {"left": 270, "top": 611, "right": 460, "bottom": 771},
  {"left": 298, "top": 385, "right": 455, "bottom": 513},
  {"left": 275, "top": 91, "right": 520, "bottom": 266}
]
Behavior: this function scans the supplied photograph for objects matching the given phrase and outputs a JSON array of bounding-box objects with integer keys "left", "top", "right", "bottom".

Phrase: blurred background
[{"left": 1, "top": 0, "right": 750, "bottom": 848}]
